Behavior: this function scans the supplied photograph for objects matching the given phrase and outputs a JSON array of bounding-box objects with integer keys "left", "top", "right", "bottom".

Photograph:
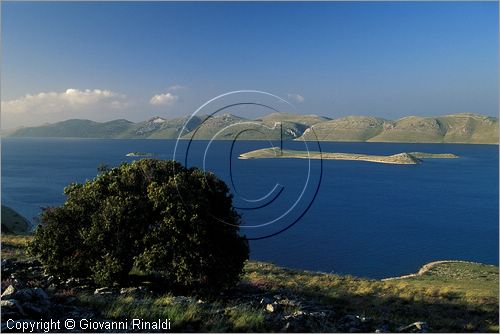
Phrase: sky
[{"left": 1, "top": 1, "right": 498, "bottom": 129}]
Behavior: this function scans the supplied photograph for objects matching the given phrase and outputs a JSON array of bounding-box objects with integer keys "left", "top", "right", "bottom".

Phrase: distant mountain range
[{"left": 4, "top": 112, "right": 498, "bottom": 144}]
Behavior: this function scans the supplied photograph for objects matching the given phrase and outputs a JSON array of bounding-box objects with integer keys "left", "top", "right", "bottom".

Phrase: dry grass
[
  {"left": 1, "top": 234, "right": 33, "bottom": 260},
  {"left": 243, "top": 261, "right": 498, "bottom": 332}
]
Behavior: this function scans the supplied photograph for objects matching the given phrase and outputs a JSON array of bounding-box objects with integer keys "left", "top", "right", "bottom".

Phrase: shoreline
[
  {"left": 1, "top": 136, "right": 498, "bottom": 145},
  {"left": 381, "top": 260, "right": 498, "bottom": 281}
]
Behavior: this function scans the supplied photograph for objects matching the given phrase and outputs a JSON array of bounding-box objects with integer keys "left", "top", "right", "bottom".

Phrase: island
[
  {"left": 239, "top": 147, "right": 459, "bottom": 165},
  {"left": 126, "top": 152, "right": 154, "bottom": 157}
]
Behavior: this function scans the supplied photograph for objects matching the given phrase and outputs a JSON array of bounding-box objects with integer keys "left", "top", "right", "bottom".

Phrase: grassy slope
[
  {"left": 242, "top": 262, "right": 498, "bottom": 332},
  {"left": 1, "top": 235, "right": 497, "bottom": 332}
]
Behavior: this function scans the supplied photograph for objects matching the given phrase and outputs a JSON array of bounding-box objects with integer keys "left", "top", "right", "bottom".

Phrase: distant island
[
  {"left": 239, "top": 147, "right": 459, "bottom": 165},
  {"left": 126, "top": 152, "right": 154, "bottom": 157},
  {"left": 3, "top": 112, "right": 498, "bottom": 144}
]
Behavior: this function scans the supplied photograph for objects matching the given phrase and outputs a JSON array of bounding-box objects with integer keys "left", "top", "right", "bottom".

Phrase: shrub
[{"left": 28, "top": 159, "right": 249, "bottom": 290}]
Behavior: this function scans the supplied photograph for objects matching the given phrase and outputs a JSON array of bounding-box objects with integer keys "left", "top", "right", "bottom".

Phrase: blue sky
[{"left": 1, "top": 1, "right": 498, "bottom": 128}]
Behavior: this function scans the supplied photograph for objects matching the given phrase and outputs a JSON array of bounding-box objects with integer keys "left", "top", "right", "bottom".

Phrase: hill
[
  {"left": 1, "top": 206, "right": 30, "bottom": 234},
  {"left": 371, "top": 114, "right": 499, "bottom": 144},
  {"left": 6, "top": 112, "right": 499, "bottom": 144},
  {"left": 183, "top": 114, "right": 310, "bottom": 140},
  {"left": 300, "top": 113, "right": 498, "bottom": 144},
  {"left": 7, "top": 119, "right": 135, "bottom": 139},
  {"left": 300, "top": 116, "right": 388, "bottom": 142}
]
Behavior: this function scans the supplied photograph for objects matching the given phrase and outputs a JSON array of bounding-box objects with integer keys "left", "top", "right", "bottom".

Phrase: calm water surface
[{"left": 2, "top": 138, "right": 498, "bottom": 278}]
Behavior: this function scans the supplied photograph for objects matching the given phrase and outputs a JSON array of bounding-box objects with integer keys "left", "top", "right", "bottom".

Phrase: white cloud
[
  {"left": 149, "top": 92, "right": 178, "bottom": 106},
  {"left": 1, "top": 88, "right": 127, "bottom": 114},
  {"left": 287, "top": 93, "right": 305, "bottom": 103}
]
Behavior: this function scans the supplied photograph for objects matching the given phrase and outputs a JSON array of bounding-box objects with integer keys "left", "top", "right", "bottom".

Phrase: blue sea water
[{"left": 1, "top": 138, "right": 498, "bottom": 278}]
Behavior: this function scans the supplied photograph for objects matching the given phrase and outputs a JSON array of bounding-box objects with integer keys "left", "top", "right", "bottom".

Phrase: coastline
[
  {"left": 1, "top": 136, "right": 498, "bottom": 145},
  {"left": 381, "top": 260, "right": 498, "bottom": 281}
]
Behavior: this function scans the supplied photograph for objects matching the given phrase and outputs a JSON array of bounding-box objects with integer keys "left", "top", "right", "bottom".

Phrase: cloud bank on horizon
[
  {"left": 2, "top": 88, "right": 131, "bottom": 128},
  {"left": 1, "top": 86, "right": 308, "bottom": 128}
]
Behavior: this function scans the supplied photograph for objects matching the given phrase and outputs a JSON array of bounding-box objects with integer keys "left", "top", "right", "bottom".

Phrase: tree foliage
[{"left": 28, "top": 159, "right": 249, "bottom": 290}]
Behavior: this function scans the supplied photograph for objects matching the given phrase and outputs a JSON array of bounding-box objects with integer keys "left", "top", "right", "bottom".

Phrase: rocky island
[
  {"left": 239, "top": 147, "right": 459, "bottom": 165},
  {"left": 125, "top": 152, "right": 154, "bottom": 157}
]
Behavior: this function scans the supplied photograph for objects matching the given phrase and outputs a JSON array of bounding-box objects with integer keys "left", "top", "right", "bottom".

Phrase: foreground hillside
[
  {"left": 1, "top": 234, "right": 498, "bottom": 332},
  {"left": 5, "top": 112, "right": 498, "bottom": 144}
]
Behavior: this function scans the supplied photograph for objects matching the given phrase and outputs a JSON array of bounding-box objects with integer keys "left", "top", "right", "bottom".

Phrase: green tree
[{"left": 28, "top": 159, "right": 249, "bottom": 290}]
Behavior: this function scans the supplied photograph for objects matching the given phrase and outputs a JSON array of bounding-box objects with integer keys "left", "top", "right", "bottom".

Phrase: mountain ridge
[{"left": 5, "top": 112, "right": 498, "bottom": 144}]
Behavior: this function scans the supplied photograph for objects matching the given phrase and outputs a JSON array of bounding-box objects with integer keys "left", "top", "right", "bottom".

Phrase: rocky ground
[{"left": 1, "top": 258, "right": 432, "bottom": 333}]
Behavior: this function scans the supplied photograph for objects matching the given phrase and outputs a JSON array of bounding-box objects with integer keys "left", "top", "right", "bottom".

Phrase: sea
[{"left": 1, "top": 138, "right": 498, "bottom": 279}]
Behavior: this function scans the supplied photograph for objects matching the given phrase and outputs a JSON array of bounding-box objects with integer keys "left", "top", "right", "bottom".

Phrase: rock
[
  {"left": 46, "top": 284, "right": 57, "bottom": 293},
  {"left": 260, "top": 297, "right": 272, "bottom": 305},
  {"left": 32, "top": 288, "right": 49, "bottom": 301},
  {"left": 1, "top": 259, "right": 14, "bottom": 273},
  {"left": 64, "top": 277, "right": 82, "bottom": 287},
  {"left": 1, "top": 299, "right": 25, "bottom": 316},
  {"left": 337, "top": 314, "right": 376, "bottom": 332},
  {"left": 1, "top": 285, "right": 16, "bottom": 299},
  {"left": 22, "top": 303, "right": 48, "bottom": 317},
  {"left": 282, "top": 310, "right": 334, "bottom": 332},
  {"left": 120, "top": 287, "right": 138, "bottom": 295},
  {"left": 397, "top": 321, "right": 428, "bottom": 333},
  {"left": 277, "top": 298, "right": 301, "bottom": 307},
  {"left": 170, "top": 296, "right": 196, "bottom": 305},
  {"left": 282, "top": 322, "right": 291, "bottom": 331},
  {"left": 94, "top": 287, "right": 114, "bottom": 295},
  {"left": 266, "top": 302, "right": 281, "bottom": 313},
  {"left": 46, "top": 275, "right": 55, "bottom": 285},
  {"left": 1, "top": 299, "right": 18, "bottom": 308},
  {"left": 14, "top": 288, "right": 49, "bottom": 303},
  {"left": 119, "top": 286, "right": 148, "bottom": 296},
  {"left": 283, "top": 310, "right": 331, "bottom": 320}
]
